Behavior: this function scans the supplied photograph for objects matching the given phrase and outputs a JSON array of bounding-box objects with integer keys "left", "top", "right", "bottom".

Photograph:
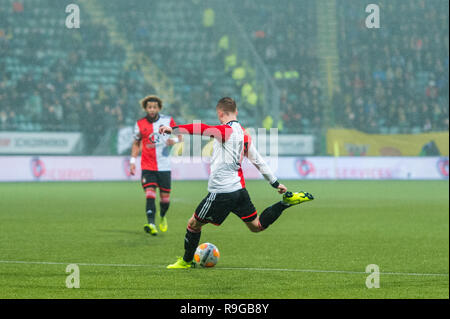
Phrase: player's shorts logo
[
  {"left": 295, "top": 158, "right": 315, "bottom": 177},
  {"left": 436, "top": 158, "right": 449, "bottom": 178},
  {"left": 30, "top": 157, "right": 45, "bottom": 179}
]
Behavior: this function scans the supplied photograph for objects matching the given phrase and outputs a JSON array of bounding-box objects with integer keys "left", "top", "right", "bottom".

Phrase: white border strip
[{"left": 0, "top": 260, "right": 448, "bottom": 277}]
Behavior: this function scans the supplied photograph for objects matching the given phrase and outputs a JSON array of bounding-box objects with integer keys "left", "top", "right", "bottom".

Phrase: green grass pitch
[{"left": 0, "top": 180, "right": 448, "bottom": 299}]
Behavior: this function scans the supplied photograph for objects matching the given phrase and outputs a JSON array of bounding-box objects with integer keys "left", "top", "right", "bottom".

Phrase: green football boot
[
  {"left": 144, "top": 223, "right": 158, "bottom": 236},
  {"left": 167, "top": 257, "right": 193, "bottom": 269},
  {"left": 159, "top": 216, "right": 168, "bottom": 232},
  {"left": 282, "top": 191, "right": 314, "bottom": 206}
]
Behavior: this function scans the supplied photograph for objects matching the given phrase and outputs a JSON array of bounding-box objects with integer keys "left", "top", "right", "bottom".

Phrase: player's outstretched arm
[
  {"left": 246, "top": 141, "right": 287, "bottom": 194},
  {"left": 160, "top": 123, "right": 232, "bottom": 143},
  {"left": 276, "top": 183, "right": 288, "bottom": 194}
]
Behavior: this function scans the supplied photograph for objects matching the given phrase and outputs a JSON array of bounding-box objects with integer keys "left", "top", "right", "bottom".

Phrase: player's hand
[
  {"left": 129, "top": 163, "right": 136, "bottom": 176},
  {"left": 277, "top": 184, "right": 288, "bottom": 194},
  {"left": 166, "top": 138, "right": 176, "bottom": 146},
  {"left": 159, "top": 125, "right": 172, "bottom": 135}
]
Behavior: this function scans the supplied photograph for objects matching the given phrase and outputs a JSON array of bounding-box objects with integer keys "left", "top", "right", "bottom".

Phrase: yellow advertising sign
[{"left": 327, "top": 129, "right": 449, "bottom": 156}]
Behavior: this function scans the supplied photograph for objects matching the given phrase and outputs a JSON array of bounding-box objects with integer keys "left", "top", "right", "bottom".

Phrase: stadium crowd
[
  {"left": 0, "top": 0, "right": 448, "bottom": 154},
  {"left": 234, "top": 0, "right": 448, "bottom": 134},
  {"left": 334, "top": 0, "right": 448, "bottom": 134},
  {"left": 230, "top": 0, "right": 323, "bottom": 134}
]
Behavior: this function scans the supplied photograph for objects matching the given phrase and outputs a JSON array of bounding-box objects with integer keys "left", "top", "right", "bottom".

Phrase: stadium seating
[
  {"left": 0, "top": 0, "right": 448, "bottom": 153},
  {"left": 335, "top": 0, "right": 449, "bottom": 133}
]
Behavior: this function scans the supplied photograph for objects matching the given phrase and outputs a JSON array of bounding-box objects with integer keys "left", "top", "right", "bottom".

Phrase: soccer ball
[{"left": 194, "top": 242, "right": 220, "bottom": 268}]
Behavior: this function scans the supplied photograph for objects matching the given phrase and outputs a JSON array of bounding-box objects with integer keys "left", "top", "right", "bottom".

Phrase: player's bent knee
[
  {"left": 246, "top": 221, "right": 262, "bottom": 233},
  {"left": 160, "top": 192, "right": 170, "bottom": 203},
  {"left": 187, "top": 216, "right": 203, "bottom": 232},
  {"left": 145, "top": 188, "right": 156, "bottom": 199},
  {"left": 246, "top": 217, "right": 264, "bottom": 233}
]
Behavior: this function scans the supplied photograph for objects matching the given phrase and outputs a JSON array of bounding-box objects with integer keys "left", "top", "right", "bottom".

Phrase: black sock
[
  {"left": 183, "top": 227, "right": 201, "bottom": 263},
  {"left": 259, "top": 201, "right": 290, "bottom": 230},
  {"left": 160, "top": 202, "right": 170, "bottom": 218},
  {"left": 146, "top": 198, "right": 156, "bottom": 224}
]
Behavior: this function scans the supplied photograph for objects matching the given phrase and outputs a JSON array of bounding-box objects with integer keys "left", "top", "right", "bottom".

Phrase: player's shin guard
[
  {"left": 183, "top": 225, "right": 201, "bottom": 263},
  {"left": 145, "top": 188, "right": 157, "bottom": 224},
  {"left": 259, "top": 202, "right": 289, "bottom": 230}
]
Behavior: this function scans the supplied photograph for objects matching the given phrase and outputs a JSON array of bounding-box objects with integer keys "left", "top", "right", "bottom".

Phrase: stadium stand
[
  {"left": 335, "top": 0, "right": 449, "bottom": 134},
  {"left": 229, "top": 0, "right": 322, "bottom": 135},
  {"left": 0, "top": 0, "right": 448, "bottom": 154},
  {"left": 0, "top": 0, "right": 154, "bottom": 138}
]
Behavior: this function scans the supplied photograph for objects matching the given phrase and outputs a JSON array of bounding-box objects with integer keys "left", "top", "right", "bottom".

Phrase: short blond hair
[
  {"left": 140, "top": 95, "right": 163, "bottom": 110},
  {"left": 216, "top": 97, "right": 237, "bottom": 114}
]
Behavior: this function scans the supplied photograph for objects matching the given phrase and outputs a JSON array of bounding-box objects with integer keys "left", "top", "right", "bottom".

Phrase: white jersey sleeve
[{"left": 246, "top": 142, "right": 277, "bottom": 184}]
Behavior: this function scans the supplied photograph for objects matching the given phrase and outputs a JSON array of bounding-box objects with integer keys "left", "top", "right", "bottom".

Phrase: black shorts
[
  {"left": 194, "top": 188, "right": 257, "bottom": 226},
  {"left": 141, "top": 170, "right": 171, "bottom": 193}
]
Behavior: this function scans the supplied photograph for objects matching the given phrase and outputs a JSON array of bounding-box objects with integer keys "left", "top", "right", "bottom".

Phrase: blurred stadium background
[{"left": 0, "top": 0, "right": 448, "bottom": 160}]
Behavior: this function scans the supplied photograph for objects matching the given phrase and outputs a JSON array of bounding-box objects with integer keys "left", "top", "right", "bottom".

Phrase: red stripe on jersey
[
  {"left": 241, "top": 125, "right": 252, "bottom": 156},
  {"left": 238, "top": 167, "right": 245, "bottom": 188},
  {"left": 137, "top": 118, "right": 158, "bottom": 171}
]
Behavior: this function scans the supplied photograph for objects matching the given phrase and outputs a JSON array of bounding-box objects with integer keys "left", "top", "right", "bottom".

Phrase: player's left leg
[
  {"left": 141, "top": 170, "right": 159, "bottom": 235},
  {"left": 157, "top": 171, "right": 172, "bottom": 232},
  {"left": 159, "top": 191, "right": 170, "bottom": 232},
  {"left": 144, "top": 187, "right": 158, "bottom": 235}
]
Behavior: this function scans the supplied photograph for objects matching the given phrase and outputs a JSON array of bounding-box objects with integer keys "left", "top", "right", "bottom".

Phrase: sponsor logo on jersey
[{"left": 149, "top": 133, "right": 160, "bottom": 144}]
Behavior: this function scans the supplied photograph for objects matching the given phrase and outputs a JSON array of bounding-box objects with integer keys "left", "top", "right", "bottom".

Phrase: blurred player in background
[
  {"left": 159, "top": 97, "right": 314, "bottom": 269},
  {"left": 129, "top": 95, "right": 182, "bottom": 236}
]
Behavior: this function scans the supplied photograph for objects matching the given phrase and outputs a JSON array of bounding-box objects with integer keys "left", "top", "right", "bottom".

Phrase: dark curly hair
[{"left": 140, "top": 95, "right": 163, "bottom": 110}]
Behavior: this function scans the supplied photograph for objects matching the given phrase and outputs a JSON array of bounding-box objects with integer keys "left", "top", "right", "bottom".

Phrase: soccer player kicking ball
[
  {"left": 130, "top": 95, "right": 182, "bottom": 236},
  {"left": 159, "top": 97, "right": 314, "bottom": 269}
]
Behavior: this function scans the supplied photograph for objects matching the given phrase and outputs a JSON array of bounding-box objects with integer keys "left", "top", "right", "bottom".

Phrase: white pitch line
[
  {"left": 218, "top": 267, "right": 449, "bottom": 277},
  {"left": 0, "top": 260, "right": 448, "bottom": 277}
]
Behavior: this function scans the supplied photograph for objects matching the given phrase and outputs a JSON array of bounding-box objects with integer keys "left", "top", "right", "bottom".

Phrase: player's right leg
[
  {"left": 157, "top": 171, "right": 172, "bottom": 232},
  {"left": 141, "top": 170, "right": 159, "bottom": 235}
]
